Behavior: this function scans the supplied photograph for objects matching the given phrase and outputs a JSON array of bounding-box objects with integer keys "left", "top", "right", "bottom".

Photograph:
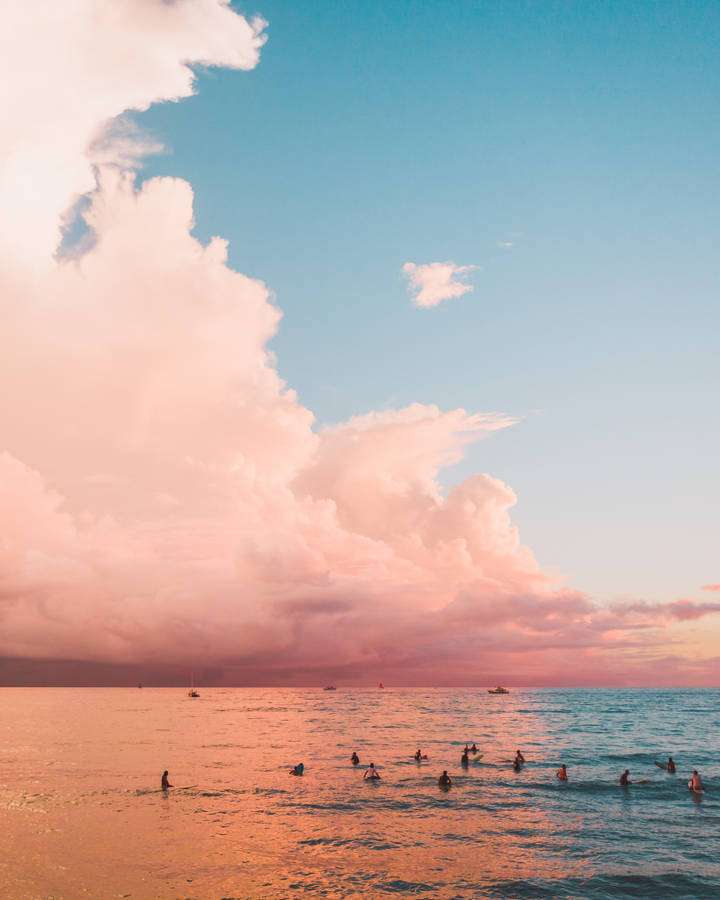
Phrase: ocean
[{"left": 1, "top": 687, "right": 718, "bottom": 898}]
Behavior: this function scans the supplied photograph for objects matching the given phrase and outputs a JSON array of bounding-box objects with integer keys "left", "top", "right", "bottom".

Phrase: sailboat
[{"left": 188, "top": 672, "right": 200, "bottom": 698}]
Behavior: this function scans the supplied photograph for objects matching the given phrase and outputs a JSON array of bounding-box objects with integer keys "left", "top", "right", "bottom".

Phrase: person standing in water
[
  {"left": 364, "top": 762, "right": 380, "bottom": 780},
  {"left": 351, "top": 752, "right": 359, "bottom": 765},
  {"left": 438, "top": 770, "right": 452, "bottom": 788},
  {"left": 556, "top": 764, "right": 568, "bottom": 781},
  {"left": 461, "top": 748, "right": 469, "bottom": 767},
  {"left": 690, "top": 770, "right": 703, "bottom": 791},
  {"left": 620, "top": 769, "right": 631, "bottom": 786},
  {"left": 667, "top": 757, "right": 676, "bottom": 774},
  {"left": 161, "top": 771, "right": 173, "bottom": 790}
]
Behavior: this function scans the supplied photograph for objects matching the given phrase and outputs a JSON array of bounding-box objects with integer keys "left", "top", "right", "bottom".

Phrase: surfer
[
  {"left": 438, "top": 770, "right": 452, "bottom": 788},
  {"left": 290, "top": 763, "right": 304, "bottom": 776},
  {"left": 161, "top": 770, "right": 173, "bottom": 790},
  {"left": 351, "top": 752, "right": 360, "bottom": 765},
  {"left": 655, "top": 756, "right": 677, "bottom": 773},
  {"left": 364, "top": 762, "right": 381, "bottom": 780},
  {"left": 620, "top": 769, "right": 631, "bottom": 786},
  {"left": 461, "top": 748, "right": 469, "bottom": 767},
  {"left": 556, "top": 764, "right": 568, "bottom": 781},
  {"left": 690, "top": 770, "right": 703, "bottom": 792}
]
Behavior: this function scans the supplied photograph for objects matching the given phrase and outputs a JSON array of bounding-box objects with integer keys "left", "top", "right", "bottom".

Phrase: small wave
[{"left": 298, "top": 836, "right": 353, "bottom": 847}]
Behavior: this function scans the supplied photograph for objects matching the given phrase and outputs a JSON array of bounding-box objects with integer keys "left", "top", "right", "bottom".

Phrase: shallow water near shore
[{"left": 1, "top": 687, "right": 718, "bottom": 898}]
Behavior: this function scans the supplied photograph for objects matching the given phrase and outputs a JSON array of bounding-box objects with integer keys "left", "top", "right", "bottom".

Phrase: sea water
[{"left": 1, "top": 687, "right": 718, "bottom": 898}]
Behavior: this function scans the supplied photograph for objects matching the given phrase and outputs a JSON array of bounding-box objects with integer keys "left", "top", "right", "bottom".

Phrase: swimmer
[
  {"left": 461, "top": 748, "right": 469, "bottom": 767},
  {"left": 161, "top": 770, "right": 173, "bottom": 790},
  {"left": 438, "top": 770, "right": 452, "bottom": 788},
  {"left": 414, "top": 749, "right": 422, "bottom": 761},
  {"left": 470, "top": 743, "right": 478, "bottom": 753},
  {"left": 690, "top": 770, "right": 703, "bottom": 791},
  {"left": 620, "top": 769, "right": 631, "bottom": 786},
  {"left": 513, "top": 757, "right": 522, "bottom": 772},
  {"left": 463, "top": 744, "right": 471, "bottom": 754},
  {"left": 290, "top": 763, "right": 304, "bottom": 776},
  {"left": 667, "top": 756, "right": 676, "bottom": 774},
  {"left": 364, "top": 762, "right": 381, "bottom": 780},
  {"left": 514, "top": 749, "right": 525, "bottom": 765},
  {"left": 556, "top": 764, "right": 568, "bottom": 781},
  {"left": 351, "top": 752, "right": 360, "bottom": 765}
]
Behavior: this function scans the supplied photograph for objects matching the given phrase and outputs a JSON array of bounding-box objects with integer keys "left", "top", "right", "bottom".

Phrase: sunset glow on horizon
[{"left": 2, "top": 0, "right": 719, "bottom": 686}]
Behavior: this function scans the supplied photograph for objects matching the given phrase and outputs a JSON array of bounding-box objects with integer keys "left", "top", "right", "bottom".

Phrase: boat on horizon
[
  {"left": 488, "top": 686, "right": 509, "bottom": 694},
  {"left": 188, "top": 672, "right": 200, "bottom": 698},
  {"left": 323, "top": 685, "right": 337, "bottom": 691}
]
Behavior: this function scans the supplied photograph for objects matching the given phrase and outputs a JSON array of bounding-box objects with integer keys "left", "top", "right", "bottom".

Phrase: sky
[{"left": 1, "top": 0, "right": 719, "bottom": 685}]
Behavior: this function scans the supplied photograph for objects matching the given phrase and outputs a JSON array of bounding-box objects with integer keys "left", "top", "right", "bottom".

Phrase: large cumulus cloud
[{"left": 1, "top": 1, "right": 717, "bottom": 685}]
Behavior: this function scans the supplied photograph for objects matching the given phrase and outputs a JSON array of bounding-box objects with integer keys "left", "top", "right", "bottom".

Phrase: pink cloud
[
  {"left": 702, "top": 584, "right": 720, "bottom": 592},
  {"left": 402, "top": 261, "right": 479, "bottom": 308},
  {"left": 0, "top": 2, "right": 717, "bottom": 686},
  {"left": 0, "top": 0, "right": 266, "bottom": 264}
]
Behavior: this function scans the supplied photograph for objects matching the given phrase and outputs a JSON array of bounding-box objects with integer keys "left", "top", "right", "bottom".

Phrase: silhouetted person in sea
[
  {"left": 438, "top": 770, "right": 452, "bottom": 789},
  {"left": 515, "top": 749, "right": 525, "bottom": 765},
  {"left": 620, "top": 769, "right": 631, "bottom": 786},
  {"left": 461, "top": 748, "right": 469, "bottom": 767},
  {"left": 414, "top": 749, "right": 424, "bottom": 761},
  {"left": 161, "top": 771, "right": 172, "bottom": 790},
  {"left": 351, "top": 752, "right": 359, "bottom": 765},
  {"left": 470, "top": 743, "right": 478, "bottom": 753},
  {"left": 667, "top": 757, "right": 676, "bottom": 774},
  {"left": 556, "top": 764, "right": 568, "bottom": 781},
  {"left": 364, "top": 763, "right": 380, "bottom": 780},
  {"left": 290, "top": 763, "right": 304, "bottom": 776}
]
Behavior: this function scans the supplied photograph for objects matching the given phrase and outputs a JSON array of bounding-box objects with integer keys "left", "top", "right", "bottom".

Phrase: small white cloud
[
  {"left": 402, "top": 261, "right": 479, "bottom": 309},
  {"left": 496, "top": 241, "right": 513, "bottom": 248}
]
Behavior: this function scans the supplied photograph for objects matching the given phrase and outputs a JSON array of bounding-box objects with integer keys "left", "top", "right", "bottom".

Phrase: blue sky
[{"left": 135, "top": 0, "right": 719, "bottom": 604}]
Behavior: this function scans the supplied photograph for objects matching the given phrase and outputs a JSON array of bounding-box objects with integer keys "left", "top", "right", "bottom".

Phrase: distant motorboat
[
  {"left": 323, "top": 685, "right": 337, "bottom": 691},
  {"left": 488, "top": 686, "right": 509, "bottom": 694}
]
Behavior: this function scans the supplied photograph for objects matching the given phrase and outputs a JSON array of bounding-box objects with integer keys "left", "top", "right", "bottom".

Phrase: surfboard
[
  {"left": 471, "top": 752, "right": 484, "bottom": 763},
  {"left": 688, "top": 781, "right": 705, "bottom": 794},
  {"left": 654, "top": 761, "right": 667, "bottom": 770}
]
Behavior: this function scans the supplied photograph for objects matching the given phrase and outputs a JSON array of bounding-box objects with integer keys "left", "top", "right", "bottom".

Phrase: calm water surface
[{"left": 1, "top": 687, "right": 718, "bottom": 898}]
